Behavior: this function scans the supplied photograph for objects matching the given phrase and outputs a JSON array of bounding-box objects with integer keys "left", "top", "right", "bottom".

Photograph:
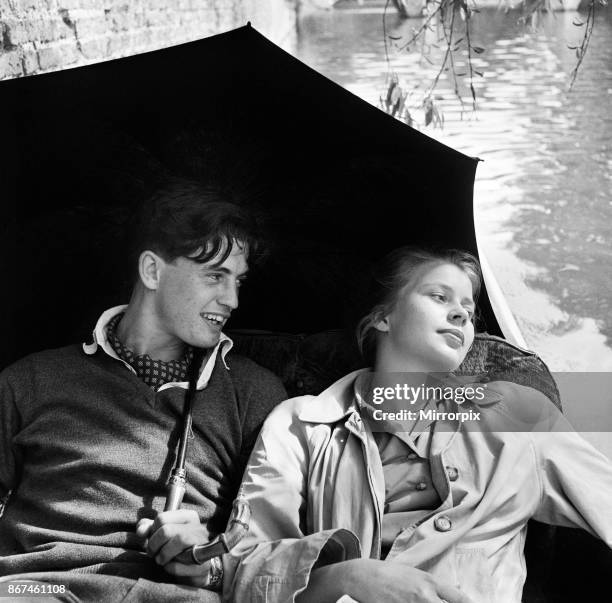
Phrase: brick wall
[{"left": 0, "top": 0, "right": 298, "bottom": 80}]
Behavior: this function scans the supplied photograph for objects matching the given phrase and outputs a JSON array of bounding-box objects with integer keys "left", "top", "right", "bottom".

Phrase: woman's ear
[{"left": 373, "top": 314, "right": 390, "bottom": 333}]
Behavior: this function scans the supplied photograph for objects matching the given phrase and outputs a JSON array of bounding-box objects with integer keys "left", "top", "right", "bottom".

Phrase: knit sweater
[{"left": 0, "top": 343, "right": 286, "bottom": 578}]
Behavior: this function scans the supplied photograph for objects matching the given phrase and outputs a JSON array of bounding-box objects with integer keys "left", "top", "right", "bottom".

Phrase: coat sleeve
[
  {"left": 223, "top": 399, "right": 361, "bottom": 603},
  {"left": 530, "top": 414, "right": 612, "bottom": 546}
]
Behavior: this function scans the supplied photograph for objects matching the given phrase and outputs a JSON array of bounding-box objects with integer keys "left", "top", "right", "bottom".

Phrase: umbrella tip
[{"left": 246, "top": 21, "right": 251, "bottom": 28}]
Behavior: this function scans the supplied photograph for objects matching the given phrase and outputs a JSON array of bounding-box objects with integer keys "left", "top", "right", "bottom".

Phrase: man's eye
[{"left": 206, "top": 273, "right": 222, "bottom": 282}]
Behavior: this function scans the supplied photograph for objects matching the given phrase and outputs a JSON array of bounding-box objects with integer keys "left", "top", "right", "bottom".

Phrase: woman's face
[{"left": 375, "top": 262, "right": 476, "bottom": 373}]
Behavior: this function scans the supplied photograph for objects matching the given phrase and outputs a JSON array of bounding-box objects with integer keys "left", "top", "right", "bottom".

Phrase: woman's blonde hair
[{"left": 356, "top": 247, "right": 482, "bottom": 362}]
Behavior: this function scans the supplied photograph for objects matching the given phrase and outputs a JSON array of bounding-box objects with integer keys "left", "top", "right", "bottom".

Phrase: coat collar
[{"left": 298, "top": 369, "right": 367, "bottom": 423}]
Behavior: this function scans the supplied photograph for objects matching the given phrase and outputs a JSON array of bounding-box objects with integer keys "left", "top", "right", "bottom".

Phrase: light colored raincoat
[{"left": 226, "top": 370, "right": 612, "bottom": 603}]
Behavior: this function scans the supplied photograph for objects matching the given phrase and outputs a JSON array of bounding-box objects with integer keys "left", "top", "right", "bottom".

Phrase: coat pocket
[{"left": 454, "top": 547, "right": 494, "bottom": 603}]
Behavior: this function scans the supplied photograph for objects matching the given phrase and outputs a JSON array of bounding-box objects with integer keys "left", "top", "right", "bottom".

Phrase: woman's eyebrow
[
  {"left": 421, "top": 282, "right": 474, "bottom": 305},
  {"left": 420, "top": 282, "right": 452, "bottom": 292}
]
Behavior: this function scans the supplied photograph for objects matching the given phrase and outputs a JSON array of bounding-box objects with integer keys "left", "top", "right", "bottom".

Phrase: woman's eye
[
  {"left": 431, "top": 293, "right": 446, "bottom": 302},
  {"left": 206, "top": 273, "right": 222, "bottom": 282}
]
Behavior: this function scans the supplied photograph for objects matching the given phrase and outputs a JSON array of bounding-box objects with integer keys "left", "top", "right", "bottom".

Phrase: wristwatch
[{"left": 206, "top": 555, "right": 223, "bottom": 591}]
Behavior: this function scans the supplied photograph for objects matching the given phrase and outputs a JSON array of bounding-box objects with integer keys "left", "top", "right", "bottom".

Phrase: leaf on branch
[
  {"left": 567, "top": 45, "right": 578, "bottom": 50},
  {"left": 390, "top": 86, "right": 402, "bottom": 105},
  {"left": 474, "top": 70, "right": 484, "bottom": 77},
  {"left": 572, "top": 19, "right": 585, "bottom": 26},
  {"left": 425, "top": 105, "right": 433, "bottom": 126},
  {"left": 388, "top": 35, "right": 403, "bottom": 40},
  {"left": 385, "top": 76, "right": 402, "bottom": 111},
  {"left": 472, "top": 47, "right": 485, "bottom": 54},
  {"left": 456, "top": 72, "right": 467, "bottom": 76},
  {"left": 397, "top": 92, "right": 406, "bottom": 115},
  {"left": 423, "top": 97, "right": 443, "bottom": 128}
]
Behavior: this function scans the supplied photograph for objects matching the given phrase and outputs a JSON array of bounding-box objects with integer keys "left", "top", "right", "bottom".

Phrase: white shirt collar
[{"left": 82, "top": 304, "right": 233, "bottom": 390}]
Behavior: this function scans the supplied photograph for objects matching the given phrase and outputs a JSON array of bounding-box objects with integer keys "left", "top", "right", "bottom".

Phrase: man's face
[{"left": 152, "top": 242, "right": 248, "bottom": 350}]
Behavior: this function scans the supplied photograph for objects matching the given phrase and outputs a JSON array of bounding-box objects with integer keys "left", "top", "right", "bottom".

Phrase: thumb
[
  {"left": 135, "top": 518, "right": 155, "bottom": 538},
  {"left": 437, "top": 581, "right": 476, "bottom": 603}
]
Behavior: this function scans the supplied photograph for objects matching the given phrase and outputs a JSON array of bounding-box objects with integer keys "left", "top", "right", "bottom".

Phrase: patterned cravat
[{"left": 106, "top": 313, "right": 194, "bottom": 390}]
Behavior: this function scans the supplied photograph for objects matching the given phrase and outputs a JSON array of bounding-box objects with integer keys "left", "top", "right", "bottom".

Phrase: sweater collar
[{"left": 82, "top": 305, "right": 233, "bottom": 390}]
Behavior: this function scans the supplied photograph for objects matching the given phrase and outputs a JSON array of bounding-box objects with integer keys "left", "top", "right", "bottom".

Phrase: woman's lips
[{"left": 438, "top": 329, "right": 464, "bottom": 348}]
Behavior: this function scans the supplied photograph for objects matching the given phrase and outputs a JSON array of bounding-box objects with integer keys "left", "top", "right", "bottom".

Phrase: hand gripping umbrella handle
[{"left": 173, "top": 497, "right": 251, "bottom": 565}]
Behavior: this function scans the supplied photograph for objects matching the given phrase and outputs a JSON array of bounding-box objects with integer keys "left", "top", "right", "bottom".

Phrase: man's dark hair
[{"left": 127, "top": 179, "right": 265, "bottom": 275}]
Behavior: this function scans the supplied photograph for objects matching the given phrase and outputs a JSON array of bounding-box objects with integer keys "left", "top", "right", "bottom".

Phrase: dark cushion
[{"left": 230, "top": 330, "right": 561, "bottom": 408}]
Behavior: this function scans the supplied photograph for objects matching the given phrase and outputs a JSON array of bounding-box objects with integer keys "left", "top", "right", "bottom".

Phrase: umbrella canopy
[{"left": 0, "top": 24, "right": 500, "bottom": 368}]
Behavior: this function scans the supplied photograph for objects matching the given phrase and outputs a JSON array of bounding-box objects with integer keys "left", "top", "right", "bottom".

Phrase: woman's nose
[{"left": 448, "top": 306, "right": 468, "bottom": 326}]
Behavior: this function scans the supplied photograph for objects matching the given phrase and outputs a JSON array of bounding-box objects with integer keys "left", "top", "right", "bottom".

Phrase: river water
[{"left": 296, "top": 2, "right": 612, "bottom": 372}]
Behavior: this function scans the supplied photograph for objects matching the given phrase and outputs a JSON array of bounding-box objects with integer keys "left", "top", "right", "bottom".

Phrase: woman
[{"left": 225, "top": 248, "right": 612, "bottom": 603}]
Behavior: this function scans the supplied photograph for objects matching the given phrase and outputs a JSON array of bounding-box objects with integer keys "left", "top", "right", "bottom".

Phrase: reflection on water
[{"left": 296, "top": 4, "right": 612, "bottom": 371}]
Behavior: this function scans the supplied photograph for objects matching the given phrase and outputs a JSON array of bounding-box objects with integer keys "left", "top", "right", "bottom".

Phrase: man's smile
[{"left": 201, "top": 312, "right": 229, "bottom": 328}]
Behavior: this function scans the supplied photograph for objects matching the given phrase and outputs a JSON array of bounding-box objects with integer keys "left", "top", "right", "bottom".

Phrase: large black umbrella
[{"left": 0, "top": 24, "right": 499, "bottom": 369}]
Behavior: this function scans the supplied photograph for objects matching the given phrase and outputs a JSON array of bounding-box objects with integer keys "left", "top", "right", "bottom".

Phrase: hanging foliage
[{"left": 380, "top": 0, "right": 607, "bottom": 128}]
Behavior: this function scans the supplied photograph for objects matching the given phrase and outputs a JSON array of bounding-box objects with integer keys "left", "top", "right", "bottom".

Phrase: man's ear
[{"left": 138, "top": 250, "right": 164, "bottom": 291}]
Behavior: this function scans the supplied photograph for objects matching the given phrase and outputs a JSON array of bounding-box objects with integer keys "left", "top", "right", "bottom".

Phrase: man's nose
[{"left": 219, "top": 280, "right": 239, "bottom": 310}]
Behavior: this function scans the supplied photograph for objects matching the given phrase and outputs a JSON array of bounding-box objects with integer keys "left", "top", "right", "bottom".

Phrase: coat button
[
  {"left": 446, "top": 466, "right": 459, "bottom": 481},
  {"left": 406, "top": 452, "right": 418, "bottom": 460},
  {"left": 415, "top": 482, "right": 427, "bottom": 491},
  {"left": 434, "top": 516, "right": 452, "bottom": 532}
]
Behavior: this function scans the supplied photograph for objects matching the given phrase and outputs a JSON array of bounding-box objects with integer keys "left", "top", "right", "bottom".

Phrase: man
[{"left": 0, "top": 181, "right": 286, "bottom": 601}]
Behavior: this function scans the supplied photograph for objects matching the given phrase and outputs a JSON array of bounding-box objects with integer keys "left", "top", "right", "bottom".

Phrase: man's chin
[{"left": 188, "top": 332, "right": 222, "bottom": 351}]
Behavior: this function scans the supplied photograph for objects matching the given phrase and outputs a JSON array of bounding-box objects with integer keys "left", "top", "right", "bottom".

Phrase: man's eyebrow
[{"left": 204, "top": 265, "right": 249, "bottom": 277}]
